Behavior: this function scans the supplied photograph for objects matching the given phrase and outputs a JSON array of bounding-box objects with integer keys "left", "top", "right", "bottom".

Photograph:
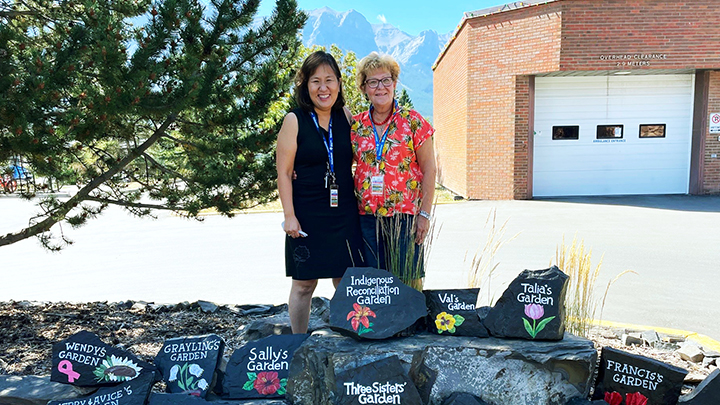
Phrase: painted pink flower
[
  {"left": 626, "top": 392, "right": 648, "bottom": 405},
  {"left": 253, "top": 371, "right": 281, "bottom": 395},
  {"left": 524, "top": 304, "right": 544, "bottom": 320},
  {"left": 604, "top": 391, "right": 622, "bottom": 405},
  {"left": 346, "top": 303, "right": 376, "bottom": 332}
]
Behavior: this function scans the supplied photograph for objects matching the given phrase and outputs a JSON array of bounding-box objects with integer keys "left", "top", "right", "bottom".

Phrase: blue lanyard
[
  {"left": 310, "top": 112, "right": 334, "bottom": 174},
  {"left": 369, "top": 100, "right": 399, "bottom": 163}
]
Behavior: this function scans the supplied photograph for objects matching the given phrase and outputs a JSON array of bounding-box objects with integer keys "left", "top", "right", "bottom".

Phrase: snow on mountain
[{"left": 301, "top": 7, "right": 452, "bottom": 119}]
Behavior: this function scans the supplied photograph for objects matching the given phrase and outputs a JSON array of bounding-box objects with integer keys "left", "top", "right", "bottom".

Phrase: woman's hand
[
  {"left": 284, "top": 216, "right": 305, "bottom": 238},
  {"left": 415, "top": 216, "right": 429, "bottom": 244}
]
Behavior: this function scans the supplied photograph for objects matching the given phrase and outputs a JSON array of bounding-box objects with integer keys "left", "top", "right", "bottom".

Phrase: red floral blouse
[{"left": 351, "top": 105, "right": 434, "bottom": 216}]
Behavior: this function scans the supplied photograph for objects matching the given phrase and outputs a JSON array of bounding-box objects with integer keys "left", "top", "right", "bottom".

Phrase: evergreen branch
[
  {"left": 0, "top": 114, "right": 177, "bottom": 247},
  {"left": 141, "top": 152, "right": 193, "bottom": 184},
  {"left": 84, "top": 196, "right": 183, "bottom": 212}
]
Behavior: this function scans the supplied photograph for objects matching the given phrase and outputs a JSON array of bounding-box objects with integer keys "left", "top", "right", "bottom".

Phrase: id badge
[
  {"left": 330, "top": 184, "right": 339, "bottom": 207},
  {"left": 371, "top": 175, "right": 384, "bottom": 196}
]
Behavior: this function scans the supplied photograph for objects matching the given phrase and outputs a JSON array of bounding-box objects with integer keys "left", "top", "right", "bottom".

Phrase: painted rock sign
[
  {"left": 154, "top": 334, "right": 225, "bottom": 397},
  {"left": 424, "top": 289, "right": 488, "bottom": 337},
  {"left": 483, "top": 266, "right": 568, "bottom": 340},
  {"left": 48, "top": 369, "right": 155, "bottom": 405},
  {"left": 335, "top": 356, "right": 423, "bottom": 405},
  {"left": 222, "top": 334, "right": 309, "bottom": 399},
  {"left": 51, "top": 331, "right": 158, "bottom": 387},
  {"left": 330, "top": 267, "right": 427, "bottom": 339},
  {"left": 592, "top": 346, "right": 688, "bottom": 405}
]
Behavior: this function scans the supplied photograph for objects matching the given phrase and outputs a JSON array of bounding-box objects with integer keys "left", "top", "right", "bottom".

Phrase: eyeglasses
[{"left": 364, "top": 77, "right": 394, "bottom": 89}]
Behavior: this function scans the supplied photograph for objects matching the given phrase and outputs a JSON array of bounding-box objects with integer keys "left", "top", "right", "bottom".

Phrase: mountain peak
[{"left": 303, "top": 7, "right": 447, "bottom": 118}]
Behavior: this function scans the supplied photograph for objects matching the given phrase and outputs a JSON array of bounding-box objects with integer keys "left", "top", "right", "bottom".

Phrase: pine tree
[
  {"left": 398, "top": 88, "right": 414, "bottom": 110},
  {"left": 0, "top": 0, "right": 306, "bottom": 249}
]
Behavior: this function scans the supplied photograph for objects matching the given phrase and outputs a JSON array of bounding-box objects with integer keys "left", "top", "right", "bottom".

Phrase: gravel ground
[{"left": 0, "top": 300, "right": 715, "bottom": 395}]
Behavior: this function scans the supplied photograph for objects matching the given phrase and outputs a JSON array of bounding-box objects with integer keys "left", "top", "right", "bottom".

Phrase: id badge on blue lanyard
[
  {"left": 310, "top": 112, "right": 338, "bottom": 207},
  {"left": 369, "top": 101, "right": 399, "bottom": 196}
]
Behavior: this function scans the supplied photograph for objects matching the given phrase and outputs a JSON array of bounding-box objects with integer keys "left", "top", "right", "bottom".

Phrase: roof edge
[{"left": 432, "top": 0, "right": 559, "bottom": 70}]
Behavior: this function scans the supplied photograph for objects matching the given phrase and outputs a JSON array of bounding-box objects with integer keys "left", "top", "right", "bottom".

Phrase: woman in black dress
[{"left": 276, "top": 51, "right": 364, "bottom": 333}]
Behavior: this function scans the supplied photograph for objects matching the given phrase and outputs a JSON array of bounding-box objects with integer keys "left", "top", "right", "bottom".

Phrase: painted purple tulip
[
  {"left": 524, "top": 304, "right": 544, "bottom": 320},
  {"left": 522, "top": 303, "right": 555, "bottom": 339}
]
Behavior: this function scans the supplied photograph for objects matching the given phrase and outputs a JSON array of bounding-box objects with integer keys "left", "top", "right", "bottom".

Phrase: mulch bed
[{"left": 0, "top": 300, "right": 715, "bottom": 395}]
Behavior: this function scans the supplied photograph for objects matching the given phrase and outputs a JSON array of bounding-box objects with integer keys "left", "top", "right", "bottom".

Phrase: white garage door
[{"left": 533, "top": 74, "right": 694, "bottom": 197}]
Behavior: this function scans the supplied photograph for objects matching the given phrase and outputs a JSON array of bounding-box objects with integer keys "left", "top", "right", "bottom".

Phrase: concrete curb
[{"left": 594, "top": 319, "right": 720, "bottom": 352}]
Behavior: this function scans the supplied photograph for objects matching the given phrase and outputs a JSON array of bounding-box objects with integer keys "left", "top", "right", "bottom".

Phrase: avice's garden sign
[{"left": 26, "top": 266, "right": 714, "bottom": 404}]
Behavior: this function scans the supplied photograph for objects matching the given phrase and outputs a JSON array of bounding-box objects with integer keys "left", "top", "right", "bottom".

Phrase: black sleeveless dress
[{"left": 285, "top": 108, "right": 364, "bottom": 279}]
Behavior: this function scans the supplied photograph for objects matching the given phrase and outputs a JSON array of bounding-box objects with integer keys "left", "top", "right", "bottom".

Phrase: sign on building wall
[{"left": 710, "top": 113, "right": 720, "bottom": 134}]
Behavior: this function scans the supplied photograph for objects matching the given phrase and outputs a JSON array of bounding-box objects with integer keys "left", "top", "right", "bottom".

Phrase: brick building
[{"left": 433, "top": 0, "right": 720, "bottom": 199}]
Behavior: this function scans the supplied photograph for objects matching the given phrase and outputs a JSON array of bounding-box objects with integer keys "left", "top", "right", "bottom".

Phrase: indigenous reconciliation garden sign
[{"left": 330, "top": 267, "right": 428, "bottom": 339}]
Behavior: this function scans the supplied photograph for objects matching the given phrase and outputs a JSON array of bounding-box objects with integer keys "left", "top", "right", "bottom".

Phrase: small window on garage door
[
  {"left": 597, "top": 125, "right": 623, "bottom": 139},
  {"left": 639, "top": 124, "right": 666, "bottom": 138},
  {"left": 552, "top": 126, "right": 579, "bottom": 140}
]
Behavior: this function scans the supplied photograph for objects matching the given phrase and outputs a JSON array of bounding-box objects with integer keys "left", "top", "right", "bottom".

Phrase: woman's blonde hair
[{"left": 356, "top": 52, "right": 401, "bottom": 92}]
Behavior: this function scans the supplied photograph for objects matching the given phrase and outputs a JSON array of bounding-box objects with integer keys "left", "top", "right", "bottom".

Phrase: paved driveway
[{"left": 1, "top": 194, "right": 718, "bottom": 341}]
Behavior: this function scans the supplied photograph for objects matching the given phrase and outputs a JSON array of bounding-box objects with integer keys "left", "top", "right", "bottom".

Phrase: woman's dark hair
[{"left": 294, "top": 51, "right": 345, "bottom": 112}]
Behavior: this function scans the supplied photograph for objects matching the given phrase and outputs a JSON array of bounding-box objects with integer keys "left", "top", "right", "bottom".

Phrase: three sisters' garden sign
[
  {"left": 51, "top": 331, "right": 158, "bottom": 387},
  {"left": 483, "top": 266, "right": 568, "bottom": 340},
  {"left": 154, "top": 334, "right": 225, "bottom": 397},
  {"left": 330, "top": 267, "right": 427, "bottom": 339},
  {"left": 334, "top": 356, "right": 423, "bottom": 405}
]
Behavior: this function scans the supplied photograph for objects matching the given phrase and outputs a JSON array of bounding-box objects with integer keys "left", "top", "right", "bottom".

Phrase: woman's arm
[
  {"left": 276, "top": 113, "right": 304, "bottom": 238},
  {"left": 414, "top": 137, "right": 437, "bottom": 244}
]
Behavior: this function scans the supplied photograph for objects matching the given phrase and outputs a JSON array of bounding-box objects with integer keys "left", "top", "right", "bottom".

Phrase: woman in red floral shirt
[{"left": 351, "top": 52, "right": 436, "bottom": 288}]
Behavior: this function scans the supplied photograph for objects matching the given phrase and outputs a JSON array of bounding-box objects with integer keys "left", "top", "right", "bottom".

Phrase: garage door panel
[
  {"left": 533, "top": 74, "right": 693, "bottom": 197},
  {"left": 533, "top": 168, "right": 688, "bottom": 196}
]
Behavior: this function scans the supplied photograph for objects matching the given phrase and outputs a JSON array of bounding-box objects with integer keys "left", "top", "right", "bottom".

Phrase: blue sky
[{"left": 257, "top": 0, "right": 505, "bottom": 36}]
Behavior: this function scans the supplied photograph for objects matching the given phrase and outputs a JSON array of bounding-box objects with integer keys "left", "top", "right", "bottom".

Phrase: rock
[
  {"left": 194, "top": 301, "right": 219, "bottom": 314},
  {"left": 48, "top": 371, "right": 155, "bottom": 405},
  {"left": 0, "top": 375, "right": 94, "bottom": 405},
  {"left": 592, "top": 346, "right": 688, "bottom": 405},
  {"left": 702, "top": 356, "right": 716, "bottom": 368},
  {"left": 679, "top": 368, "right": 720, "bottom": 404},
  {"left": 51, "top": 330, "right": 159, "bottom": 387},
  {"left": 330, "top": 267, "right": 428, "bottom": 339},
  {"left": 424, "top": 289, "right": 488, "bottom": 337},
  {"left": 238, "top": 313, "right": 327, "bottom": 344},
  {"left": 222, "top": 334, "right": 309, "bottom": 399},
  {"left": 148, "top": 303, "right": 175, "bottom": 312},
  {"left": 130, "top": 302, "right": 147, "bottom": 312},
  {"left": 564, "top": 398, "right": 606, "bottom": 405},
  {"left": 205, "top": 392, "right": 289, "bottom": 404},
  {"left": 441, "top": 391, "right": 490, "bottom": 404},
  {"left": 483, "top": 266, "right": 568, "bottom": 340},
  {"left": 334, "top": 356, "right": 423, "bottom": 405},
  {"left": 149, "top": 392, "right": 286, "bottom": 404},
  {"left": 310, "top": 296, "right": 331, "bottom": 323},
  {"left": 677, "top": 342, "right": 705, "bottom": 363},
  {"left": 622, "top": 333, "right": 644, "bottom": 346},
  {"left": 286, "top": 331, "right": 597, "bottom": 405},
  {"left": 641, "top": 330, "right": 660, "bottom": 347},
  {"left": 154, "top": 334, "right": 225, "bottom": 398}
]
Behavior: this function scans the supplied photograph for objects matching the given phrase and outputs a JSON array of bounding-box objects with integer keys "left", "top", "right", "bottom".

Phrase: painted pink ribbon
[{"left": 58, "top": 360, "right": 81, "bottom": 383}]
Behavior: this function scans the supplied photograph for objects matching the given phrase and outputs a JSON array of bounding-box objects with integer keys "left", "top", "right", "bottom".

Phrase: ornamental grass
[
  {"left": 553, "top": 236, "right": 603, "bottom": 338},
  {"left": 467, "top": 209, "right": 519, "bottom": 306}
]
